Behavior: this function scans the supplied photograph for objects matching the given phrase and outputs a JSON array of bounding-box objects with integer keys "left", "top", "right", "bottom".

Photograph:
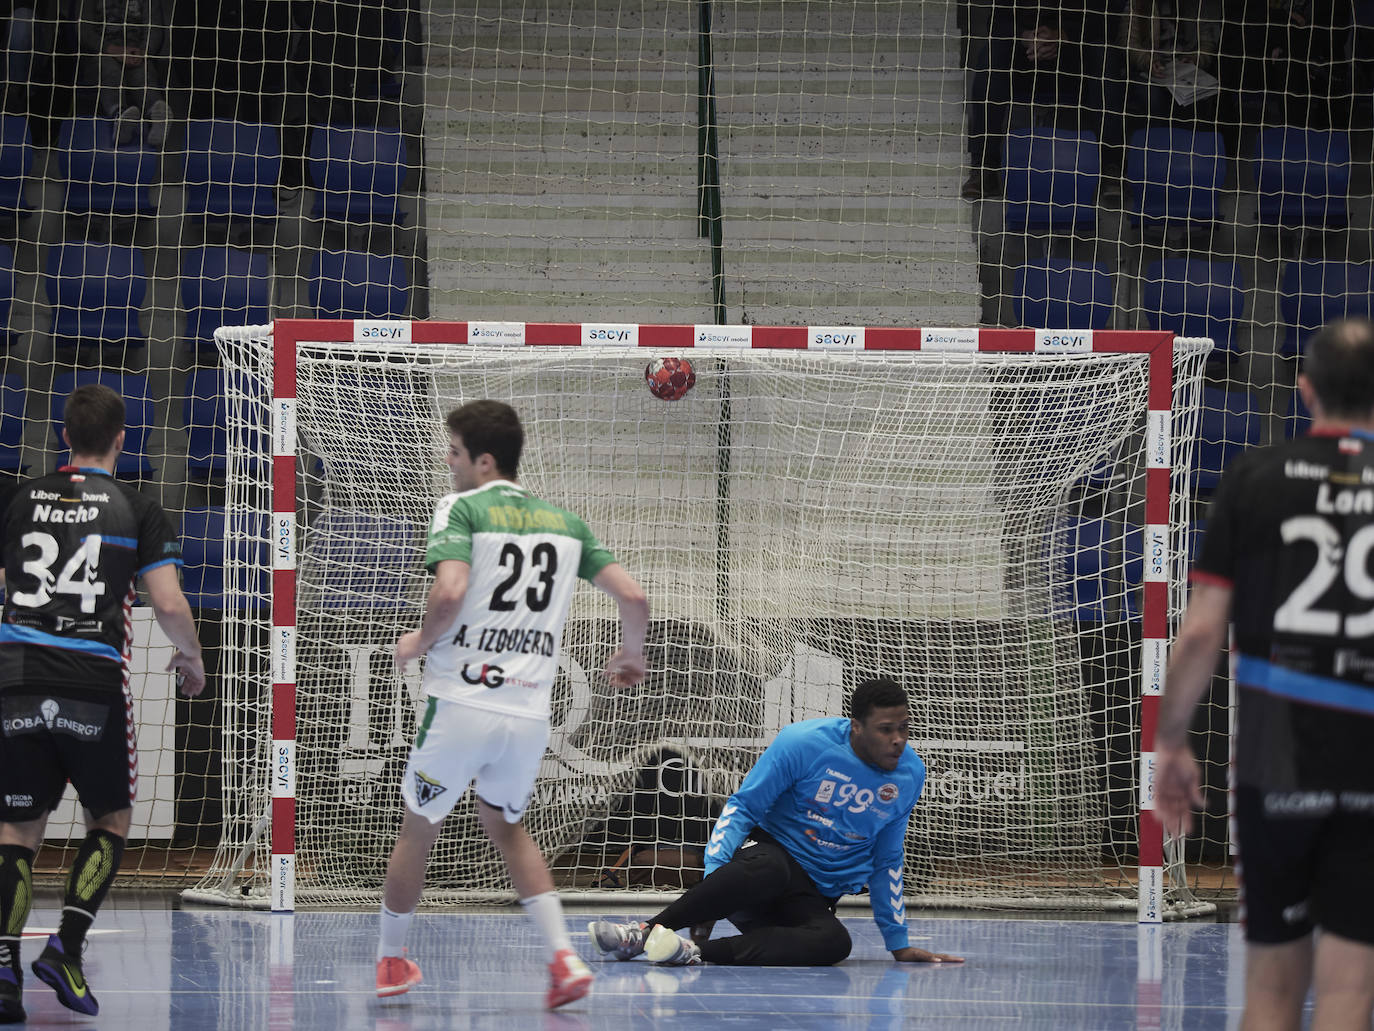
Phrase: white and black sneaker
[
  {"left": 644, "top": 925, "right": 702, "bottom": 966},
  {"left": 587, "top": 920, "right": 648, "bottom": 960},
  {"left": 113, "top": 105, "right": 140, "bottom": 146}
]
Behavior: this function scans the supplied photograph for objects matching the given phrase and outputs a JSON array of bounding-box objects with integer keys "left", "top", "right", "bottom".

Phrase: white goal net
[{"left": 185, "top": 321, "right": 1212, "bottom": 916}]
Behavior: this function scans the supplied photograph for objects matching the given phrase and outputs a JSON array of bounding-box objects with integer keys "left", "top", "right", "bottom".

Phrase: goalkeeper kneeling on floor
[{"left": 589, "top": 678, "right": 965, "bottom": 967}]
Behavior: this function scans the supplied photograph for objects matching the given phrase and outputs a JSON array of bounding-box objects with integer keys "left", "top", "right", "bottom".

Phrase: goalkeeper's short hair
[{"left": 849, "top": 678, "right": 907, "bottom": 722}]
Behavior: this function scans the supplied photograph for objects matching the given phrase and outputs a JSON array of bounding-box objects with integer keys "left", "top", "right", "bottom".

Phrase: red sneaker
[
  {"left": 375, "top": 952, "right": 423, "bottom": 997},
  {"left": 546, "top": 948, "right": 593, "bottom": 1009}
]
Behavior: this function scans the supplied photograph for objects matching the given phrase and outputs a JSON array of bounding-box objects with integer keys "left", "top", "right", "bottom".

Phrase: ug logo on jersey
[
  {"left": 461, "top": 663, "right": 506, "bottom": 688},
  {"left": 878, "top": 783, "right": 899, "bottom": 802}
]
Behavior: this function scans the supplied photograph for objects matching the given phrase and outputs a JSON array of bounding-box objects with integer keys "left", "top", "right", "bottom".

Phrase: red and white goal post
[{"left": 181, "top": 319, "right": 1217, "bottom": 922}]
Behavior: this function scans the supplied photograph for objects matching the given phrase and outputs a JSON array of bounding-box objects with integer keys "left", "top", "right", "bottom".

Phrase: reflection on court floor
[{"left": 14, "top": 907, "right": 1251, "bottom": 1029}]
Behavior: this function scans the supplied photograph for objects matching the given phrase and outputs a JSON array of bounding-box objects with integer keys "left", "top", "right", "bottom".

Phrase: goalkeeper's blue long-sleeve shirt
[{"left": 702, "top": 717, "right": 926, "bottom": 952}]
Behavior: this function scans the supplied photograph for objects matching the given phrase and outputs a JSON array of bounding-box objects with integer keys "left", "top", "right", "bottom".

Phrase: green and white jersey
[{"left": 422, "top": 479, "right": 614, "bottom": 717}]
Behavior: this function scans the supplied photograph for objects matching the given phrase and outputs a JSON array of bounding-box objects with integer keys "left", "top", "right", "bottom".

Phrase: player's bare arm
[
  {"left": 592, "top": 562, "right": 648, "bottom": 689},
  {"left": 141, "top": 563, "right": 206, "bottom": 697},
  {"left": 1156, "top": 580, "right": 1231, "bottom": 838},
  {"left": 395, "top": 558, "right": 469, "bottom": 671}
]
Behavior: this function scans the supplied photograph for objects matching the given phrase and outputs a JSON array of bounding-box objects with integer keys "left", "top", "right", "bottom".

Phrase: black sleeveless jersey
[
  {"left": 0, "top": 466, "right": 181, "bottom": 692},
  {"left": 1195, "top": 429, "right": 1374, "bottom": 795}
]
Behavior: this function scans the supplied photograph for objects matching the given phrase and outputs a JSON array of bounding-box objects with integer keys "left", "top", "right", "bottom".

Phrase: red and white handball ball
[{"left": 645, "top": 356, "right": 696, "bottom": 401}]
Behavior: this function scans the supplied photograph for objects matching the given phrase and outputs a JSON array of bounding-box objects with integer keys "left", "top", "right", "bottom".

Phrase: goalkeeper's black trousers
[{"left": 648, "top": 829, "right": 852, "bottom": 966}]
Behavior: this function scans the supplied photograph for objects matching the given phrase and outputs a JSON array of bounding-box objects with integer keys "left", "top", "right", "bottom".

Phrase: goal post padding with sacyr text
[{"left": 182, "top": 319, "right": 1212, "bottom": 919}]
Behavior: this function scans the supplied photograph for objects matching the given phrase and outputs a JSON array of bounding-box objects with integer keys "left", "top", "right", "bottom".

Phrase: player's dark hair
[
  {"left": 446, "top": 400, "right": 523, "bottom": 477},
  {"left": 849, "top": 677, "right": 908, "bottom": 722},
  {"left": 63, "top": 383, "right": 125, "bottom": 456},
  {"left": 1303, "top": 318, "right": 1374, "bottom": 420}
]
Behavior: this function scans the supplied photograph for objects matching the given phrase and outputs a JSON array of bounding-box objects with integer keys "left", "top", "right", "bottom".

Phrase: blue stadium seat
[
  {"left": 0, "top": 115, "right": 33, "bottom": 215},
  {"left": 1002, "top": 127, "right": 1100, "bottom": 232},
  {"left": 304, "top": 510, "right": 420, "bottom": 611},
  {"left": 0, "top": 373, "right": 24, "bottom": 474},
  {"left": 1187, "top": 519, "right": 1206, "bottom": 566},
  {"left": 183, "top": 368, "right": 229, "bottom": 478},
  {"left": 0, "top": 243, "right": 13, "bottom": 347},
  {"left": 1125, "top": 127, "right": 1227, "bottom": 228},
  {"left": 309, "top": 125, "right": 409, "bottom": 225},
  {"left": 181, "top": 367, "right": 266, "bottom": 478},
  {"left": 44, "top": 242, "right": 147, "bottom": 348},
  {"left": 183, "top": 120, "right": 281, "bottom": 220},
  {"left": 181, "top": 246, "right": 271, "bottom": 350},
  {"left": 1285, "top": 388, "right": 1312, "bottom": 440},
  {"left": 308, "top": 250, "right": 410, "bottom": 319},
  {"left": 1195, "top": 386, "right": 1260, "bottom": 494},
  {"left": 1013, "top": 259, "right": 1114, "bottom": 330},
  {"left": 1141, "top": 259, "right": 1245, "bottom": 362},
  {"left": 57, "top": 116, "right": 158, "bottom": 216},
  {"left": 1058, "top": 517, "right": 1142, "bottom": 623},
  {"left": 1279, "top": 260, "right": 1374, "bottom": 357},
  {"left": 180, "top": 507, "right": 269, "bottom": 610},
  {"left": 1254, "top": 128, "right": 1351, "bottom": 228},
  {"left": 49, "top": 370, "right": 155, "bottom": 477}
]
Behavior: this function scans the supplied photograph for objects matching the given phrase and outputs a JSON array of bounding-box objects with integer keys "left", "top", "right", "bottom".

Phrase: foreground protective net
[{"left": 182, "top": 321, "right": 1212, "bottom": 917}]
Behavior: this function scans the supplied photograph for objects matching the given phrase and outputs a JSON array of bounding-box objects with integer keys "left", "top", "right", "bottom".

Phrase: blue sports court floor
[{"left": 8, "top": 904, "right": 1252, "bottom": 1029}]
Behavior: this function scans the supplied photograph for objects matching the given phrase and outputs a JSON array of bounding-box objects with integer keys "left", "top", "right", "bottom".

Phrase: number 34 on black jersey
[{"left": 0, "top": 467, "right": 182, "bottom": 692}]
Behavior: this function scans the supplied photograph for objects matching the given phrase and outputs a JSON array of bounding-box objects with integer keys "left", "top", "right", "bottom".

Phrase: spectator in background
[
  {"left": 78, "top": 0, "right": 171, "bottom": 148},
  {"left": 2, "top": 3, "right": 33, "bottom": 111},
  {"left": 169, "top": 0, "right": 306, "bottom": 187},
  {"left": 1, "top": 0, "right": 60, "bottom": 120},
  {"left": 1122, "top": 0, "right": 1227, "bottom": 132},
  {"left": 170, "top": 0, "right": 291, "bottom": 123},
  {"left": 962, "top": 0, "right": 1122, "bottom": 201},
  {"left": 2, "top": 0, "right": 66, "bottom": 146},
  {"left": 1264, "top": 0, "right": 1355, "bottom": 130},
  {"left": 291, "top": 0, "right": 398, "bottom": 127}
]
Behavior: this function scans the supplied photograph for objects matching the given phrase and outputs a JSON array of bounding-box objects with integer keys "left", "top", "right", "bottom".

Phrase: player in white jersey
[{"left": 375, "top": 400, "right": 648, "bottom": 1010}]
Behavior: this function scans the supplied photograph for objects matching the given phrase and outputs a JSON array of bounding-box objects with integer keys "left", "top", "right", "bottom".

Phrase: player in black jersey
[
  {"left": 0, "top": 384, "right": 205, "bottom": 1023},
  {"left": 1159, "top": 318, "right": 1374, "bottom": 1031}
]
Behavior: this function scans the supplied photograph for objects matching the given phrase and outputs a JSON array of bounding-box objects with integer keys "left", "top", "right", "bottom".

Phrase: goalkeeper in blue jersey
[{"left": 590, "top": 678, "right": 964, "bottom": 966}]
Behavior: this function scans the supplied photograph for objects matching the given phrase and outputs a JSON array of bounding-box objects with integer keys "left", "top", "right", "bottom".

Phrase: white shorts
[{"left": 400, "top": 698, "right": 549, "bottom": 824}]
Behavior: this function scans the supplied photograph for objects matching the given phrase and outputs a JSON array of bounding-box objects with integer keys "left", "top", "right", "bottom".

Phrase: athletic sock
[
  {"left": 0, "top": 846, "right": 34, "bottom": 973},
  {"left": 519, "top": 891, "right": 572, "bottom": 961},
  {"left": 58, "top": 829, "right": 124, "bottom": 955},
  {"left": 377, "top": 904, "right": 414, "bottom": 960}
]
